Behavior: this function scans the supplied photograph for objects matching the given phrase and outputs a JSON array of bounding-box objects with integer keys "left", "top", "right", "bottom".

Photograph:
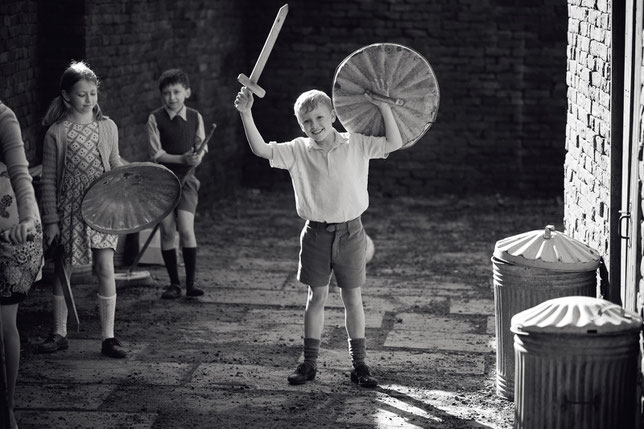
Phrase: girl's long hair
[{"left": 42, "top": 60, "right": 104, "bottom": 126}]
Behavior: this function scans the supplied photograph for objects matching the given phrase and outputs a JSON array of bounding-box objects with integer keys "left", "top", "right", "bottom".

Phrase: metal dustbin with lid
[
  {"left": 511, "top": 296, "right": 642, "bottom": 429},
  {"left": 492, "top": 225, "right": 600, "bottom": 400}
]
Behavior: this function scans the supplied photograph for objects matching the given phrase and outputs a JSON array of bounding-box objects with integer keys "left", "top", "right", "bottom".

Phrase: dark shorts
[
  {"left": 176, "top": 174, "right": 200, "bottom": 214},
  {"left": 297, "top": 217, "right": 366, "bottom": 289}
]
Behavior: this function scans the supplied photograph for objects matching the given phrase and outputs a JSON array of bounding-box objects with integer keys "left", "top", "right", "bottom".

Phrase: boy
[
  {"left": 233, "top": 84, "right": 403, "bottom": 388},
  {"left": 147, "top": 68, "right": 206, "bottom": 299}
]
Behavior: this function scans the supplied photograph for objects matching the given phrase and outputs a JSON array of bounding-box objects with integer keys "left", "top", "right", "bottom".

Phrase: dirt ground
[{"left": 14, "top": 188, "right": 564, "bottom": 428}]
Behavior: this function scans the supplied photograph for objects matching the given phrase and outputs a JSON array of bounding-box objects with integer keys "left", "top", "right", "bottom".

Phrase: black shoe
[
  {"left": 161, "top": 283, "right": 182, "bottom": 299},
  {"left": 186, "top": 285, "right": 204, "bottom": 297},
  {"left": 287, "top": 362, "right": 317, "bottom": 385},
  {"left": 351, "top": 363, "right": 378, "bottom": 388},
  {"left": 37, "top": 333, "right": 69, "bottom": 353},
  {"left": 101, "top": 337, "right": 127, "bottom": 358}
]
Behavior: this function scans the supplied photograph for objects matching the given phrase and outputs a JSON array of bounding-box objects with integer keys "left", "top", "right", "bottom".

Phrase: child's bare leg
[
  {"left": 288, "top": 285, "right": 328, "bottom": 385},
  {"left": 304, "top": 285, "right": 328, "bottom": 339},
  {"left": 340, "top": 287, "right": 365, "bottom": 340},
  {"left": 177, "top": 210, "right": 202, "bottom": 296},
  {"left": 341, "top": 286, "right": 377, "bottom": 387},
  {"left": 94, "top": 248, "right": 126, "bottom": 358},
  {"left": 38, "top": 266, "right": 69, "bottom": 353},
  {"left": 2, "top": 303, "right": 19, "bottom": 427}
]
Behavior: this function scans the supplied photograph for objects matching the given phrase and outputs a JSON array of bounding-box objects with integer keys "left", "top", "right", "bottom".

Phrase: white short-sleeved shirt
[{"left": 269, "top": 130, "right": 388, "bottom": 223}]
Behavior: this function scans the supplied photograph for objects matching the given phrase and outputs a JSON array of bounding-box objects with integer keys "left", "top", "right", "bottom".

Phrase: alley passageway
[{"left": 12, "top": 190, "right": 562, "bottom": 428}]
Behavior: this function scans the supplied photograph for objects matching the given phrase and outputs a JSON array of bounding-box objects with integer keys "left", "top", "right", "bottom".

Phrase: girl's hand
[
  {"left": 0, "top": 217, "right": 37, "bottom": 244},
  {"left": 234, "top": 87, "right": 254, "bottom": 113},
  {"left": 44, "top": 223, "right": 60, "bottom": 247}
]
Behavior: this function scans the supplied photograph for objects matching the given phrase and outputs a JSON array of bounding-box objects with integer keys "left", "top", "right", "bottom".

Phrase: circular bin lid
[
  {"left": 511, "top": 296, "right": 642, "bottom": 335},
  {"left": 81, "top": 162, "right": 181, "bottom": 234},
  {"left": 332, "top": 43, "right": 440, "bottom": 149},
  {"left": 493, "top": 225, "right": 600, "bottom": 271}
]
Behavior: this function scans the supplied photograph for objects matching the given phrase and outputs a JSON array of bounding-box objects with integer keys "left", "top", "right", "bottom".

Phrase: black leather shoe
[
  {"left": 351, "top": 363, "right": 378, "bottom": 388},
  {"left": 186, "top": 285, "right": 204, "bottom": 297},
  {"left": 37, "top": 333, "right": 68, "bottom": 353},
  {"left": 101, "top": 337, "right": 127, "bottom": 358},
  {"left": 161, "top": 284, "right": 181, "bottom": 299},
  {"left": 287, "top": 362, "right": 317, "bottom": 385}
]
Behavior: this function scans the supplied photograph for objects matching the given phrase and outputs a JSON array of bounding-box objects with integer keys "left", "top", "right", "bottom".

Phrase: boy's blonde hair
[{"left": 293, "top": 90, "right": 333, "bottom": 117}]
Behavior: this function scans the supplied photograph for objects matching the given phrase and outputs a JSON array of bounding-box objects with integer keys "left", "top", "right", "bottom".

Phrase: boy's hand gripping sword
[{"left": 237, "top": 4, "right": 288, "bottom": 98}]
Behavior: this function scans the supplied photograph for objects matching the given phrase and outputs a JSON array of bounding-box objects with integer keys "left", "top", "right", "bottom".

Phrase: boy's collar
[
  {"left": 305, "top": 129, "right": 348, "bottom": 151},
  {"left": 164, "top": 105, "right": 187, "bottom": 121}
]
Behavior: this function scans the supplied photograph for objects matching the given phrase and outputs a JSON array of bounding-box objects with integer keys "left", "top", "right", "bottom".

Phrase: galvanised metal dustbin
[
  {"left": 511, "top": 296, "right": 642, "bottom": 429},
  {"left": 492, "top": 225, "right": 600, "bottom": 400}
]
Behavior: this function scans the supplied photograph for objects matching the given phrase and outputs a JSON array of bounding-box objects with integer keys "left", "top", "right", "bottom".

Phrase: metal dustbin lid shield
[
  {"left": 511, "top": 296, "right": 643, "bottom": 335},
  {"left": 493, "top": 225, "right": 600, "bottom": 271}
]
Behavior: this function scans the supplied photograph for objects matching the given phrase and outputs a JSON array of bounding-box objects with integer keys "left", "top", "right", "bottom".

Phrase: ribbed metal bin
[
  {"left": 511, "top": 296, "right": 642, "bottom": 429},
  {"left": 492, "top": 225, "right": 600, "bottom": 400}
]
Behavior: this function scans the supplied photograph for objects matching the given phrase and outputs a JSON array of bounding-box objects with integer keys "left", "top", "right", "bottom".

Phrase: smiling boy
[
  {"left": 234, "top": 86, "right": 402, "bottom": 388},
  {"left": 147, "top": 68, "right": 207, "bottom": 300}
]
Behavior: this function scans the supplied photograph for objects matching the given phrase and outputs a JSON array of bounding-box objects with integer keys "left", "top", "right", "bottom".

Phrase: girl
[
  {"left": 38, "top": 61, "right": 126, "bottom": 359},
  {"left": 0, "top": 101, "right": 43, "bottom": 429}
]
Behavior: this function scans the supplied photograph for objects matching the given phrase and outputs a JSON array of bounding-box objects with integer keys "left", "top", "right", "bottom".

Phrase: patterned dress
[{"left": 58, "top": 120, "right": 118, "bottom": 266}]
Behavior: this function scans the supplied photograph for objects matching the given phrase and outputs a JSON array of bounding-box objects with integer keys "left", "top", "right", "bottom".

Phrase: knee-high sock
[
  {"left": 161, "top": 248, "right": 181, "bottom": 285},
  {"left": 303, "top": 338, "right": 320, "bottom": 368},
  {"left": 53, "top": 295, "right": 68, "bottom": 337},
  {"left": 182, "top": 247, "right": 197, "bottom": 288},
  {"left": 348, "top": 338, "right": 366, "bottom": 367},
  {"left": 98, "top": 294, "right": 116, "bottom": 340}
]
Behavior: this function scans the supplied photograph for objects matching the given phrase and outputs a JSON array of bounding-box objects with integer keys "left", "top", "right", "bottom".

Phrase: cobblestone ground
[{"left": 13, "top": 189, "right": 563, "bottom": 428}]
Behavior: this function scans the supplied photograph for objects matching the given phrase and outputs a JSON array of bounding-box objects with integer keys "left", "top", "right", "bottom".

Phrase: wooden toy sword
[{"left": 237, "top": 4, "right": 288, "bottom": 98}]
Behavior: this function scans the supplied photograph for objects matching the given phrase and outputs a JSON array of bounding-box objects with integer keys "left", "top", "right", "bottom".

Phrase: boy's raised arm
[
  {"left": 365, "top": 81, "right": 403, "bottom": 152},
  {"left": 235, "top": 87, "right": 272, "bottom": 160}
]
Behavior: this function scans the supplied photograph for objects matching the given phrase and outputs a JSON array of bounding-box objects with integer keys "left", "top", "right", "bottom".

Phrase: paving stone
[
  {"left": 208, "top": 269, "right": 291, "bottom": 290},
  {"left": 243, "top": 308, "right": 384, "bottom": 329},
  {"left": 177, "top": 321, "right": 303, "bottom": 345},
  {"left": 449, "top": 299, "right": 495, "bottom": 315},
  {"left": 19, "top": 359, "right": 193, "bottom": 385},
  {"left": 392, "top": 296, "right": 449, "bottom": 311},
  {"left": 16, "top": 410, "right": 157, "bottom": 429},
  {"left": 25, "top": 339, "right": 148, "bottom": 360},
  {"left": 16, "top": 383, "right": 115, "bottom": 409},
  {"left": 316, "top": 348, "right": 485, "bottom": 376},
  {"left": 384, "top": 330, "right": 494, "bottom": 353},
  {"left": 336, "top": 394, "right": 437, "bottom": 427},
  {"left": 229, "top": 257, "right": 297, "bottom": 272},
  {"left": 392, "top": 314, "right": 481, "bottom": 333},
  {"left": 189, "top": 362, "right": 351, "bottom": 393}
]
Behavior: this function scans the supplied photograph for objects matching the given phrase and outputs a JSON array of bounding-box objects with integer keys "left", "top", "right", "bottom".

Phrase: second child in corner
[{"left": 147, "top": 69, "right": 207, "bottom": 300}]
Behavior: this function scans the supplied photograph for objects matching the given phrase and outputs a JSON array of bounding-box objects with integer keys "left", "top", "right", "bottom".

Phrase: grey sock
[
  {"left": 348, "top": 338, "right": 366, "bottom": 367},
  {"left": 303, "top": 338, "right": 320, "bottom": 368}
]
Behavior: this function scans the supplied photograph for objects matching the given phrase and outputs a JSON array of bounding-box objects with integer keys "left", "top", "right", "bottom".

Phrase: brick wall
[
  {"left": 244, "top": 0, "right": 568, "bottom": 198},
  {"left": 1, "top": 0, "right": 568, "bottom": 206},
  {"left": 563, "top": 0, "right": 612, "bottom": 267},
  {"left": 0, "top": 1, "right": 42, "bottom": 162}
]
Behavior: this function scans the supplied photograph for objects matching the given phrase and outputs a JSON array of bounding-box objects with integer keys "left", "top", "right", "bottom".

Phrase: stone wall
[
  {"left": 563, "top": 0, "right": 612, "bottom": 266},
  {"left": 0, "top": 0, "right": 568, "bottom": 205}
]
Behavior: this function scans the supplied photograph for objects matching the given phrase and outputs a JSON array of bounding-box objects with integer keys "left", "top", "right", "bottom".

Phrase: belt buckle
[{"left": 326, "top": 224, "right": 336, "bottom": 232}]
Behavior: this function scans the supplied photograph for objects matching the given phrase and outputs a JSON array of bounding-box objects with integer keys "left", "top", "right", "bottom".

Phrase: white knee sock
[
  {"left": 97, "top": 294, "right": 116, "bottom": 340},
  {"left": 53, "top": 295, "right": 68, "bottom": 337}
]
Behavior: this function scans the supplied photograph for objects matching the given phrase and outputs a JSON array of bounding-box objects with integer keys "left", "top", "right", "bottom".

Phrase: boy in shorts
[
  {"left": 147, "top": 68, "right": 206, "bottom": 299},
  {"left": 234, "top": 83, "right": 403, "bottom": 388}
]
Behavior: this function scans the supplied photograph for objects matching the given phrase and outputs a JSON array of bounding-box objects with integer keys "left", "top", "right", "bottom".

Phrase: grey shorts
[{"left": 297, "top": 217, "right": 366, "bottom": 289}]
